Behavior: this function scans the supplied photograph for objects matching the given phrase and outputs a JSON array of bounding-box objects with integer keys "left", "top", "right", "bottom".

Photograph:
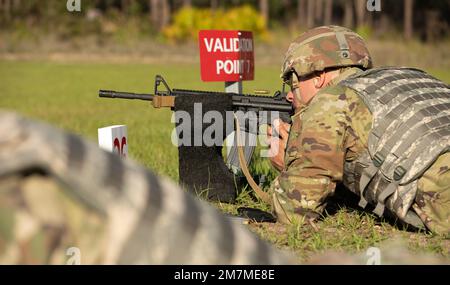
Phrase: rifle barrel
[
  {"left": 232, "top": 101, "right": 292, "bottom": 112},
  {"left": 99, "top": 90, "right": 154, "bottom": 101}
]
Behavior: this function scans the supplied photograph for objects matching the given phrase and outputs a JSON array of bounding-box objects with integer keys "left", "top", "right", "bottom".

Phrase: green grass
[{"left": 0, "top": 60, "right": 449, "bottom": 262}]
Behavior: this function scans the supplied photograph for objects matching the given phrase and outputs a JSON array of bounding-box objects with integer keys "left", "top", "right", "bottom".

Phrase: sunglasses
[
  {"left": 283, "top": 69, "right": 319, "bottom": 92},
  {"left": 282, "top": 69, "right": 301, "bottom": 93}
]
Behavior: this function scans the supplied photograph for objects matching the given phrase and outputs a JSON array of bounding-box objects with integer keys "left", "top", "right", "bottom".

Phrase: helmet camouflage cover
[{"left": 281, "top": 25, "right": 373, "bottom": 80}]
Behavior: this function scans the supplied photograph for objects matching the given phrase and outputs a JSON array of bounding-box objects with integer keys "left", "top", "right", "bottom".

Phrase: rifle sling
[{"left": 234, "top": 115, "right": 271, "bottom": 204}]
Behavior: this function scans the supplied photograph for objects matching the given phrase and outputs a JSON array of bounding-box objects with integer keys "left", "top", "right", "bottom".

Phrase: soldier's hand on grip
[{"left": 266, "top": 118, "right": 291, "bottom": 171}]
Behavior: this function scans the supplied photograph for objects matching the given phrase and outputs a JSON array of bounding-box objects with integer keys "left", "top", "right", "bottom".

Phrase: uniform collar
[{"left": 326, "top": 67, "right": 363, "bottom": 87}]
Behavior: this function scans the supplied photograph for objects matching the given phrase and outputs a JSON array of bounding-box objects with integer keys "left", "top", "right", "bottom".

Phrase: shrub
[
  {"left": 163, "top": 5, "right": 269, "bottom": 42},
  {"left": 356, "top": 25, "right": 373, "bottom": 40}
]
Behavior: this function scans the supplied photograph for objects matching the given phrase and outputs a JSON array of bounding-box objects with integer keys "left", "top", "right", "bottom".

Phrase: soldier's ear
[{"left": 313, "top": 72, "right": 327, "bottom": 88}]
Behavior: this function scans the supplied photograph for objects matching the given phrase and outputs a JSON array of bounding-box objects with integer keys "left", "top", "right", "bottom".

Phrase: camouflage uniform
[
  {"left": 0, "top": 175, "right": 108, "bottom": 264},
  {"left": 271, "top": 26, "right": 450, "bottom": 236}
]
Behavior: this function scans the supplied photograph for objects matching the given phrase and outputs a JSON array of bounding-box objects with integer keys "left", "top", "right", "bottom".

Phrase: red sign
[{"left": 199, "top": 30, "right": 254, "bottom": 82}]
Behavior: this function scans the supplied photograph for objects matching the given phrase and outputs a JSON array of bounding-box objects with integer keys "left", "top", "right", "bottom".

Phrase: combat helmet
[{"left": 281, "top": 25, "right": 373, "bottom": 82}]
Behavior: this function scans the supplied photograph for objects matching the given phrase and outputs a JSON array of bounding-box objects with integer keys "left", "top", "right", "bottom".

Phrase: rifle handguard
[{"left": 152, "top": 96, "right": 175, "bottom": 108}]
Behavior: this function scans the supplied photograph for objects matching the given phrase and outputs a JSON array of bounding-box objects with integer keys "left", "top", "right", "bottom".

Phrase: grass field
[{"left": 1, "top": 59, "right": 449, "bottom": 262}]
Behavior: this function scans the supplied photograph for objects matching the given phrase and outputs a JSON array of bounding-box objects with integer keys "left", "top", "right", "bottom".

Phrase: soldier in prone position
[{"left": 267, "top": 25, "right": 449, "bottom": 236}]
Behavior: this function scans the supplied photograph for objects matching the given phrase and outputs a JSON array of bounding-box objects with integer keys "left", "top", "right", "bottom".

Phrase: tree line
[{"left": 0, "top": 0, "right": 448, "bottom": 41}]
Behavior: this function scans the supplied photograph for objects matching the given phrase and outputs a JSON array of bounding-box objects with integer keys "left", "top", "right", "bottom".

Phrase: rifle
[
  {"left": 99, "top": 75, "right": 292, "bottom": 202},
  {"left": 100, "top": 75, "right": 292, "bottom": 120}
]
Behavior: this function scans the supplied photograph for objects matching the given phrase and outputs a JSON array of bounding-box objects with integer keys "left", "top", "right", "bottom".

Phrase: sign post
[
  {"left": 225, "top": 81, "right": 242, "bottom": 94},
  {"left": 198, "top": 30, "right": 255, "bottom": 173}
]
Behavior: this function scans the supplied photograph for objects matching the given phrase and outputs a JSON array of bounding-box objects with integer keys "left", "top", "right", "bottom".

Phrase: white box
[{"left": 98, "top": 125, "right": 128, "bottom": 158}]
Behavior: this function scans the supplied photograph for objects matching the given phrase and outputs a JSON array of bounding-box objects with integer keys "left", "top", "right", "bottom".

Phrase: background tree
[
  {"left": 343, "top": 0, "right": 353, "bottom": 28},
  {"left": 259, "top": 0, "right": 269, "bottom": 24},
  {"left": 1, "top": 0, "right": 12, "bottom": 22},
  {"left": 306, "top": 0, "right": 315, "bottom": 28},
  {"left": 324, "top": 0, "right": 333, "bottom": 25},
  {"left": 354, "top": 0, "right": 366, "bottom": 28},
  {"left": 210, "top": 0, "right": 218, "bottom": 11},
  {"left": 182, "top": 0, "right": 192, "bottom": 8},
  {"left": 161, "top": 0, "right": 171, "bottom": 29},
  {"left": 0, "top": 0, "right": 448, "bottom": 42},
  {"left": 297, "top": 0, "right": 306, "bottom": 28},
  {"left": 404, "top": 0, "right": 413, "bottom": 40},
  {"left": 150, "top": 0, "right": 159, "bottom": 29},
  {"left": 315, "top": 0, "right": 323, "bottom": 26}
]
